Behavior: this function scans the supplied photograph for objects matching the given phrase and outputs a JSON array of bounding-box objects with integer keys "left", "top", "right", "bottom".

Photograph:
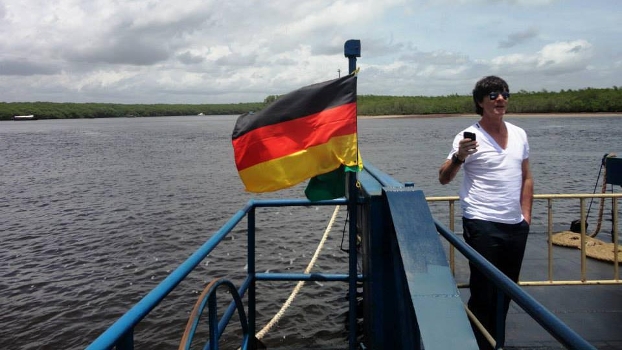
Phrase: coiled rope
[
  {"left": 254, "top": 204, "right": 341, "bottom": 340},
  {"left": 551, "top": 154, "right": 620, "bottom": 263},
  {"left": 590, "top": 157, "right": 609, "bottom": 237}
]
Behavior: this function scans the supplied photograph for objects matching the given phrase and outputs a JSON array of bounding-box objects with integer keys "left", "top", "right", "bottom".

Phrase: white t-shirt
[{"left": 447, "top": 121, "right": 529, "bottom": 224}]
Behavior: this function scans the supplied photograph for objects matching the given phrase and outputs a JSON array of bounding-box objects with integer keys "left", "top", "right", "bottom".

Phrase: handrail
[
  {"left": 87, "top": 198, "right": 349, "bottom": 350},
  {"left": 427, "top": 193, "right": 621, "bottom": 285},
  {"left": 428, "top": 193, "right": 622, "bottom": 200},
  {"left": 434, "top": 219, "right": 596, "bottom": 350}
]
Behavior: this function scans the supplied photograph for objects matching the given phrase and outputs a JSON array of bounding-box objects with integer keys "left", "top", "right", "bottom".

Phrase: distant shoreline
[{"left": 360, "top": 112, "right": 622, "bottom": 120}]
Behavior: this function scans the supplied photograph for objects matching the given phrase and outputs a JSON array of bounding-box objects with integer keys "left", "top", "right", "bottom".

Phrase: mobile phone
[{"left": 464, "top": 131, "right": 476, "bottom": 141}]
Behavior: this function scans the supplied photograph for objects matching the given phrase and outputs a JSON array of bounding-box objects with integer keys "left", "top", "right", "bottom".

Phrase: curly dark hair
[{"left": 472, "top": 76, "right": 509, "bottom": 116}]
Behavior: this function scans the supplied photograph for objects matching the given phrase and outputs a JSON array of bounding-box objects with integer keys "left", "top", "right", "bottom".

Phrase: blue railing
[
  {"left": 87, "top": 198, "right": 359, "bottom": 350},
  {"left": 434, "top": 219, "right": 596, "bottom": 349}
]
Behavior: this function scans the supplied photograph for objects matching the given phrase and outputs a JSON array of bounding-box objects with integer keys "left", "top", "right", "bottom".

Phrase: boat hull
[{"left": 13, "top": 115, "right": 37, "bottom": 121}]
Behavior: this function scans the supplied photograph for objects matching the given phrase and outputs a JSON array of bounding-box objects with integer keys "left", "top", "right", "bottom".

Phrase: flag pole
[{"left": 344, "top": 39, "right": 361, "bottom": 350}]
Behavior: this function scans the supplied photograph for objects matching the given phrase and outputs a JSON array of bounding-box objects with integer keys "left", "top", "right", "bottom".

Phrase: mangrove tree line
[{"left": 1, "top": 87, "right": 620, "bottom": 121}]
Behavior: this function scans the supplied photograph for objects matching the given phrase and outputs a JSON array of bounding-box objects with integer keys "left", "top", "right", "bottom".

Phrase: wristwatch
[{"left": 452, "top": 153, "right": 465, "bottom": 165}]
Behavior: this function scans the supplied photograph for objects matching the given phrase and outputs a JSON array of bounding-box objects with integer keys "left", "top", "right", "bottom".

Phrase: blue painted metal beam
[
  {"left": 251, "top": 198, "right": 347, "bottom": 207},
  {"left": 361, "top": 162, "right": 402, "bottom": 188},
  {"left": 254, "top": 273, "right": 363, "bottom": 281},
  {"left": 357, "top": 163, "right": 405, "bottom": 349},
  {"left": 385, "top": 188, "right": 478, "bottom": 350}
]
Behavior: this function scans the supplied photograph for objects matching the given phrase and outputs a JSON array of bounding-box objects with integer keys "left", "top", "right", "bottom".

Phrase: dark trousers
[{"left": 462, "top": 218, "right": 530, "bottom": 350}]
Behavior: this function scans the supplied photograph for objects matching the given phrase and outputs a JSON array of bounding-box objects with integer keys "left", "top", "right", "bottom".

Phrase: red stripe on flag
[{"left": 232, "top": 102, "right": 356, "bottom": 171}]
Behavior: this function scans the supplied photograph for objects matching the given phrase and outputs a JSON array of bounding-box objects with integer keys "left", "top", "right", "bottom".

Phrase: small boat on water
[{"left": 13, "top": 114, "right": 36, "bottom": 121}]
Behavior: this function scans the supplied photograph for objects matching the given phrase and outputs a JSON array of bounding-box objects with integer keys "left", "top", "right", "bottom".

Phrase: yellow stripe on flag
[{"left": 238, "top": 134, "right": 358, "bottom": 193}]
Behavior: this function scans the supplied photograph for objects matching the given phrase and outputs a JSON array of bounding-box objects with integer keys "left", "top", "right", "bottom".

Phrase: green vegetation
[
  {"left": 0, "top": 102, "right": 264, "bottom": 120},
  {"left": 357, "top": 87, "right": 622, "bottom": 116},
  {"left": 1, "top": 87, "right": 620, "bottom": 120}
]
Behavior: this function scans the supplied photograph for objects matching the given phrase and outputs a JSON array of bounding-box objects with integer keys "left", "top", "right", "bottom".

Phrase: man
[{"left": 438, "top": 75, "right": 534, "bottom": 349}]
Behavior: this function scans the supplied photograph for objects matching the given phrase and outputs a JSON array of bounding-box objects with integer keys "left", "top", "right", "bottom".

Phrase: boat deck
[{"left": 452, "top": 231, "right": 622, "bottom": 349}]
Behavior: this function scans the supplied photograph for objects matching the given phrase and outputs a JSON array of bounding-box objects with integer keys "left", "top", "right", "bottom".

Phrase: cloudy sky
[{"left": 1, "top": 0, "right": 620, "bottom": 104}]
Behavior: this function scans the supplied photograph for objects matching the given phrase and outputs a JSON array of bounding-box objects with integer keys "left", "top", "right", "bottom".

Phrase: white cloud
[
  {"left": 0, "top": 0, "right": 620, "bottom": 103},
  {"left": 537, "top": 40, "right": 593, "bottom": 69},
  {"left": 489, "top": 40, "right": 593, "bottom": 74}
]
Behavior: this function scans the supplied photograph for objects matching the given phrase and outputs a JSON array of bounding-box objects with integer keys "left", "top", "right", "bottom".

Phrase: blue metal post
[
  {"left": 344, "top": 39, "right": 361, "bottom": 350},
  {"left": 209, "top": 294, "right": 219, "bottom": 350},
  {"left": 117, "top": 329, "right": 134, "bottom": 350},
  {"left": 248, "top": 207, "right": 256, "bottom": 349}
]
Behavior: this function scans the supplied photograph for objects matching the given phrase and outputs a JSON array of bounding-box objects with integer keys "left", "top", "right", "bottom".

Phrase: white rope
[
  {"left": 254, "top": 205, "right": 342, "bottom": 340},
  {"left": 464, "top": 306, "right": 497, "bottom": 349}
]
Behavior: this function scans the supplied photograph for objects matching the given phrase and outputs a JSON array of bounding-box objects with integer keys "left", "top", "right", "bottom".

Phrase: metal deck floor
[{"left": 452, "top": 231, "right": 622, "bottom": 349}]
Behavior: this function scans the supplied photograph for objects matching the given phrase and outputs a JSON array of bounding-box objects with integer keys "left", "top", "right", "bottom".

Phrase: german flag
[{"left": 232, "top": 74, "right": 358, "bottom": 193}]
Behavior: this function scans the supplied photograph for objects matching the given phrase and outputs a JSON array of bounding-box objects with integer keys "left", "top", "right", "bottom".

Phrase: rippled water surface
[{"left": 1, "top": 115, "right": 620, "bottom": 349}]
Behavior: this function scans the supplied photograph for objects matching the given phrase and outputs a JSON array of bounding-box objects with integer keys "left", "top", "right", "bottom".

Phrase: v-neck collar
[{"left": 476, "top": 122, "right": 508, "bottom": 152}]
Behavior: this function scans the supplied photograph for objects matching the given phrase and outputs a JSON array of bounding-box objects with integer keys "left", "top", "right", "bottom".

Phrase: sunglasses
[{"left": 489, "top": 91, "right": 510, "bottom": 100}]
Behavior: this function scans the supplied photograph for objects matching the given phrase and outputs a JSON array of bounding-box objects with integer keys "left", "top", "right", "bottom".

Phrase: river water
[{"left": 1, "top": 114, "right": 620, "bottom": 349}]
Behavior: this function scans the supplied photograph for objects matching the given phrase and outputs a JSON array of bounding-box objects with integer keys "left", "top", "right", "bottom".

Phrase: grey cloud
[
  {"left": 215, "top": 53, "right": 258, "bottom": 67},
  {"left": 311, "top": 43, "right": 344, "bottom": 56},
  {"left": 67, "top": 36, "right": 170, "bottom": 66},
  {"left": 568, "top": 44, "right": 583, "bottom": 54},
  {"left": 400, "top": 50, "right": 469, "bottom": 66},
  {"left": 498, "top": 27, "right": 539, "bottom": 48},
  {"left": 361, "top": 38, "right": 410, "bottom": 58},
  {"left": 271, "top": 57, "right": 297, "bottom": 66},
  {"left": 0, "top": 59, "right": 58, "bottom": 76},
  {"left": 64, "top": 7, "right": 218, "bottom": 66},
  {"left": 177, "top": 51, "right": 205, "bottom": 65}
]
